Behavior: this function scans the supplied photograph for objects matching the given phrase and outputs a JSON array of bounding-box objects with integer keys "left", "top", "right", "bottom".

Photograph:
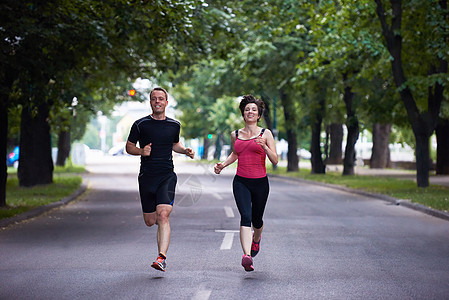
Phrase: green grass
[
  {"left": 1, "top": 167, "right": 85, "bottom": 220},
  {"left": 268, "top": 166, "right": 449, "bottom": 212},
  {"left": 7, "top": 164, "right": 86, "bottom": 175}
]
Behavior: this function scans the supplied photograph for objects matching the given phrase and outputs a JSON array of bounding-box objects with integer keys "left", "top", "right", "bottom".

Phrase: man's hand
[
  {"left": 185, "top": 147, "right": 195, "bottom": 159},
  {"left": 141, "top": 143, "right": 152, "bottom": 156}
]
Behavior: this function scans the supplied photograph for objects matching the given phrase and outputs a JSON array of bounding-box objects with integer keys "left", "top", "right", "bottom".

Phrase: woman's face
[{"left": 243, "top": 103, "right": 259, "bottom": 122}]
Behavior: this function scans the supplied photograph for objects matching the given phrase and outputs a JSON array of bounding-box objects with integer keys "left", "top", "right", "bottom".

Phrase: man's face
[{"left": 150, "top": 90, "right": 167, "bottom": 114}]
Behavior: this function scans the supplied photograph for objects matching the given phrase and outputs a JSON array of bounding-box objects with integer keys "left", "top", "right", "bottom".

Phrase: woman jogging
[{"left": 214, "top": 94, "right": 278, "bottom": 272}]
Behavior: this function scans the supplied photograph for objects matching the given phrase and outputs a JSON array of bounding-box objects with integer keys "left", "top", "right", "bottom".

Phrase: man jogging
[{"left": 126, "top": 87, "right": 195, "bottom": 272}]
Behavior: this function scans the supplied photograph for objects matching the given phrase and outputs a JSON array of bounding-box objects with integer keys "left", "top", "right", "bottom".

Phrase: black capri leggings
[{"left": 232, "top": 175, "right": 269, "bottom": 228}]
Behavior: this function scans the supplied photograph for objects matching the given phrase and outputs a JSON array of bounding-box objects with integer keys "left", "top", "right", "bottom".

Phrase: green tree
[
  {"left": 374, "top": 0, "right": 448, "bottom": 187},
  {"left": 1, "top": 0, "right": 231, "bottom": 207}
]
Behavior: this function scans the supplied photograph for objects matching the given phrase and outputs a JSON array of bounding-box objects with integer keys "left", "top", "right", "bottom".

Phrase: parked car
[{"left": 7, "top": 146, "right": 19, "bottom": 167}]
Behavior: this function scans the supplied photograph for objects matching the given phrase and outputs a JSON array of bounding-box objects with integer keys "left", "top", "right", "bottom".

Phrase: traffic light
[
  {"left": 128, "top": 89, "right": 136, "bottom": 96},
  {"left": 207, "top": 134, "right": 213, "bottom": 139}
]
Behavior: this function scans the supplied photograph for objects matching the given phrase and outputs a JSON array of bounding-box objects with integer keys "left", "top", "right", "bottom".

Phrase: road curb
[
  {"left": 268, "top": 174, "right": 449, "bottom": 222},
  {"left": 0, "top": 181, "right": 88, "bottom": 229}
]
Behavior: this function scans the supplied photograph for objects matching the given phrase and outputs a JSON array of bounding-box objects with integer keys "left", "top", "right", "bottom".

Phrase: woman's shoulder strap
[
  {"left": 235, "top": 129, "right": 239, "bottom": 138},
  {"left": 259, "top": 128, "right": 266, "bottom": 136}
]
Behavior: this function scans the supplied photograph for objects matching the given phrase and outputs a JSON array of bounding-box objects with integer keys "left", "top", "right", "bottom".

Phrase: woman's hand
[
  {"left": 254, "top": 137, "right": 268, "bottom": 151},
  {"left": 214, "top": 162, "right": 225, "bottom": 174}
]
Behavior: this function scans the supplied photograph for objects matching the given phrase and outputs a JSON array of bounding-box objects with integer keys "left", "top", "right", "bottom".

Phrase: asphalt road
[{"left": 1, "top": 156, "right": 448, "bottom": 300}]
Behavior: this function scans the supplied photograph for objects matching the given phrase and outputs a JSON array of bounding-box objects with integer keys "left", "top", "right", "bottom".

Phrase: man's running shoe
[
  {"left": 151, "top": 255, "right": 166, "bottom": 272},
  {"left": 251, "top": 235, "right": 261, "bottom": 257},
  {"left": 241, "top": 254, "right": 254, "bottom": 272}
]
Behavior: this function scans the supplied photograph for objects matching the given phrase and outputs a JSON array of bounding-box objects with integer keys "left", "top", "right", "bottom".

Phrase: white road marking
[
  {"left": 192, "top": 284, "right": 212, "bottom": 300},
  {"left": 224, "top": 206, "right": 234, "bottom": 218},
  {"left": 213, "top": 193, "right": 223, "bottom": 200},
  {"left": 215, "top": 230, "right": 239, "bottom": 250},
  {"left": 220, "top": 232, "right": 234, "bottom": 250}
]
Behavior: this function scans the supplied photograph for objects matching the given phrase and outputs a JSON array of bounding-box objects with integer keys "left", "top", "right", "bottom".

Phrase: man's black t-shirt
[{"left": 127, "top": 115, "right": 180, "bottom": 174}]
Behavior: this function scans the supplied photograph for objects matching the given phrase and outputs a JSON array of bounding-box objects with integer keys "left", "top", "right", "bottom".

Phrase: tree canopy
[{"left": 2, "top": 0, "right": 448, "bottom": 208}]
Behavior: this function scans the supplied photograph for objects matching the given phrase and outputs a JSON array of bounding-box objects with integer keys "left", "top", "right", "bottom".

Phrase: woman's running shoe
[
  {"left": 151, "top": 255, "right": 166, "bottom": 272},
  {"left": 241, "top": 254, "right": 254, "bottom": 272},
  {"left": 251, "top": 235, "right": 261, "bottom": 257}
]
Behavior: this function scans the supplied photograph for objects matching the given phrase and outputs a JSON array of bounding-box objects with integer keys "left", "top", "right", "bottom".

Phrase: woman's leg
[
  {"left": 251, "top": 177, "right": 269, "bottom": 231},
  {"left": 233, "top": 176, "right": 252, "bottom": 255},
  {"left": 250, "top": 177, "right": 269, "bottom": 256},
  {"left": 253, "top": 225, "right": 263, "bottom": 243},
  {"left": 240, "top": 226, "right": 252, "bottom": 255}
]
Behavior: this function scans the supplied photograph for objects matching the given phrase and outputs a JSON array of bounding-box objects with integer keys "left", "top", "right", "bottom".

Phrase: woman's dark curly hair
[{"left": 239, "top": 94, "right": 265, "bottom": 121}]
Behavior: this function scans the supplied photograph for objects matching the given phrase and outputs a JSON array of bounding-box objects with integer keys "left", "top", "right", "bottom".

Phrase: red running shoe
[
  {"left": 251, "top": 235, "right": 261, "bottom": 257},
  {"left": 241, "top": 254, "right": 254, "bottom": 272},
  {"left": 151, "top": 255, "right": 166, "bottom": 272}
]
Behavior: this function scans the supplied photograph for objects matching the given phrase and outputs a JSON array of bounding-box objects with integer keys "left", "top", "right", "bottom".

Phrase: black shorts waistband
[{"left": 234, "top": 174, "right": 268, "bottom": 182}]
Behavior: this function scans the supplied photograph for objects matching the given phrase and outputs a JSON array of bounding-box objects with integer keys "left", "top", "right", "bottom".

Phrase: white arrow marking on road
[{"left": 224, "top": 206, "right": 234, "bottom": 218}]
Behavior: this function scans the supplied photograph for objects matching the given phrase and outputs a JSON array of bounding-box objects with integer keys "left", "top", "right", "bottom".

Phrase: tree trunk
[
  {"left": 310, "top": 98, "right": 325, "bottom": 174},
  {"left": 370, "top": 123, "right": 392, "bottom": 168},
  {"left": 435, "top": 118, "right": 449, "bottom": 174},
  {"left": 56, "top": 129, "right": 71, "bottom": 166},
  {"left": 415, "top": 131, "right": 430, "bottom": 187},
  {"left": 327, "top": 123, "right": 343, "bottom": 165},
  {"left": 202, "top": 136, "right": 210, "bottom": 160},
  {"left": 1, "top": 71, "right": 15, "bottom": 207},
  {"left": 18, "top": 103, "right": 54, "bottom": 187},
  {"left": 280, "top": 90, "right": 298, "bottom": 172},
  {"left": 262, "top": 97, "right": 277, "bottom": 170},
  {"left": 262, "top": 97, "right": 273, "bottom": 131},
  {"left": 213, "top": 133, "right": 223, "bottom": 160},
  {"left": 0, "top": 101, "right": 7, "bottom": 207},
  {"left": 324, "top": 125, "right": 329, "bottom": 162},
  {"left": 342, "top": 79, "right": 359, "bottom": 176}
]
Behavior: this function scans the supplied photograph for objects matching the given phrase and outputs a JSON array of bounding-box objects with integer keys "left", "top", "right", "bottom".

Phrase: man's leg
[
  {"left": 156, "top": 204, "right": 173, "bottom": 256},
  {"left": 143, "top": 212, "right": 157, "bottom": 227}
]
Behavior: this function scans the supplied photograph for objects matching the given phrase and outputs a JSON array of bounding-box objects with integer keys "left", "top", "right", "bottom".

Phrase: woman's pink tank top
[{"left": 234, "top": 129, "right": 267, "bottom": 178}]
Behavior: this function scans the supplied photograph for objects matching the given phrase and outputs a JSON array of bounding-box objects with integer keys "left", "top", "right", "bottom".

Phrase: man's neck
[{"left": 151, "top": 113, "right": 166, "bottom": 120}]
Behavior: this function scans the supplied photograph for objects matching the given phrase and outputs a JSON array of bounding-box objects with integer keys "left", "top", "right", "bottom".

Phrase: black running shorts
[{"left": 138, "top": 169, "right": 177, "bottom": 213}]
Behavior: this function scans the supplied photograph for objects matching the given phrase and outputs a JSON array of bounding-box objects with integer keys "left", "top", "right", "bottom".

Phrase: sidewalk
[
  {"left": 278, "top": 160, "right": 449, "bottom": 187},
  {"left": 326, "top": 164, "right": 449, "bottom": 187}
]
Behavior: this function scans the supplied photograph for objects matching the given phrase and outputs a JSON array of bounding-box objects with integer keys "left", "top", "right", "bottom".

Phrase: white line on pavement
[
  {"left": 224, "top": 206, "right": 234, "bottom": 218},
  {"left": 219, "top": 232, "right": 234, "bottom": 250},
  {"left": 215, "top": 230, "right": 239, "bottom": 250},
  {"left": 192, "top": 284, "right": 212, "bottom": 300},
  {"left": 212, "top": 193, "right": 223, "bottom": 200}
]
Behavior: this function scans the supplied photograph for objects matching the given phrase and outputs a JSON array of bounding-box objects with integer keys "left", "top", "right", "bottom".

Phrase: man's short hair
[{"left": 150, "top": 87, "right": 168, "bottom": 100}]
